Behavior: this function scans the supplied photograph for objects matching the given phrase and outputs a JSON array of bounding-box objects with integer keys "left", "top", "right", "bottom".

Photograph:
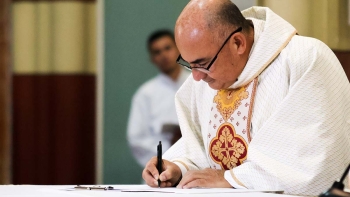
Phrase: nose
[{"left": 192, "top": 69, "right": 207, "bottom": 81}]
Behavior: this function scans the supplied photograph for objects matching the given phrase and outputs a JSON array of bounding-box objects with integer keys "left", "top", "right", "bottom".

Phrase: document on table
[{"left": 116, "top": 185, "right": 283, "bottom": 194}]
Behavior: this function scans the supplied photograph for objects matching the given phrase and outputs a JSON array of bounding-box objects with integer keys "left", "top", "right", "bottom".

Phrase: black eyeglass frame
[{"left": 176, "top": 26, "right": 243, "bottom": 72}]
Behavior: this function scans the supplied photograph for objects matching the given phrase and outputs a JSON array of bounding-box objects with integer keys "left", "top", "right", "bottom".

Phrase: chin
[
  {"left": 208, "top": 81, "right": 231, "bottom": 90},
  {"left": 208, "top": 82, "right": 223, "bottom": 90},
  {"left": 160, "top": 65, "right": 177, "bottom": 74}
]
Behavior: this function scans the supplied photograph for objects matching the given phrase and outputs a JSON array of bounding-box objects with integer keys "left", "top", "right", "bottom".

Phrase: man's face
[
  {"left": 149, "top": 36, "right": 180, "bottom": 74},
  {"left": 176, "top": 30, "right": 244, "bottom": 90}
]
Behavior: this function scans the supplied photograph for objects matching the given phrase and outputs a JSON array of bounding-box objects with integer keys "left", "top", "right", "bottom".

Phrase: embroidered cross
[
  {"left": 236, "top": 122, "right": 239, "bottom": 126},
  {"left": 222, "top": 110, "right": 231, "bottom": 120},
  {"left": 210, "top": 125, "right": 247, "bottom": 170},
  {"left": 237, "top": 111, "right": 241, "bottom": 116},
  {"left": 245, "top": 103, "right": 249, "bottom": 107}
]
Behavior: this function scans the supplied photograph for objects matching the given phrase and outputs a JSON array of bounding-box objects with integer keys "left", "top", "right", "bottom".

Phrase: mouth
[{"left": 202, "top": 77, "right": 214, "bottom": 84}]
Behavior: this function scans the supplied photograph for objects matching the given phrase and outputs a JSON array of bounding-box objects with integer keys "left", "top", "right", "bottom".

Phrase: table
[{"left": 0, "top": 185, "right": 304, "bottom": 197}]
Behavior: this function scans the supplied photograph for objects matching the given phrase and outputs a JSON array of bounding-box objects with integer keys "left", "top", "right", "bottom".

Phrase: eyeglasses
[{"left": 176, "top": 27, "right": 242, "bottom": 73}]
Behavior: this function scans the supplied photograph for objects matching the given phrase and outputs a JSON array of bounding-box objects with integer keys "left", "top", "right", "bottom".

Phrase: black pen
[
  {"left": 74, "top": 185, "right": 114, "bottom": 190},
  {"left": 157, "top": 141, "right": 162, "bottom": 187}
]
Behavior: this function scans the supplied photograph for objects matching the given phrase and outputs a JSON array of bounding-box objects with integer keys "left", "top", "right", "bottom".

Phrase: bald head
[
  {"left": 175, "top": 0, "right": 250, "bottom": 44},
  {"left": 174, "top": 0, "right": 254, "bottom": 90}
]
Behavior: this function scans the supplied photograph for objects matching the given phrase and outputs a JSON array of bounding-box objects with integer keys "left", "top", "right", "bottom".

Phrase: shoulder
[
  {"left": 281, "top": 35, "right": 339, "bottom": 71},
  {"left": 278, "top": 35, "right": 345, "bottom": 85},
  {"left": 132, "top": 76, "right": 160, "bottom": 100},
  {"left": 284, "top": 35, "right": 335, "bottom": 61},
  {"left": 289, "top": 35, "right": 325, "bottom": 46}
]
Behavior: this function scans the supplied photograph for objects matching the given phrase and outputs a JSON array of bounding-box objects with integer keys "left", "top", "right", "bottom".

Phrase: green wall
[{"left": 104, "top": 0, "right": 189, "bottom": 184}]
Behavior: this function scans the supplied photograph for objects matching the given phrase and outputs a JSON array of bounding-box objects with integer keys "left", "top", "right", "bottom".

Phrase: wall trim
[{"left": 96, "top": 0, "right": 104, "bottom": 184}]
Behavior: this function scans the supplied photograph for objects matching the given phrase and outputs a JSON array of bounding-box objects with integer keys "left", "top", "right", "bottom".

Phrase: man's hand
[
  {"left": 142, "top": 157, "right": 182, "bottom": 187},
  {"left": 177, "top": 168, "right": 232, "bottom": 189}
]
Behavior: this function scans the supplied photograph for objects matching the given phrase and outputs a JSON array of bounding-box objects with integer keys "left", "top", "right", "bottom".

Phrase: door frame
[
  {"left": 0, "top": 0, "right": 12, "bottom": 184},
  {"left": 96, "top": 0, "right": 104, "bottom": 184}
]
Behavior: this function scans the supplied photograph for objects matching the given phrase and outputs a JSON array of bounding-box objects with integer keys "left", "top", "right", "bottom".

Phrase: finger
[
  {"left": 183, "top": 179, "right": 208, "bottom": 189},
  {"left": 159, "top": 169, "right": 172, "bottom": 182},
  {"left": 142, "top": 169, "right": 158, "bottom": 187},
  {"left": 177, "top": 171, "right": 203, "bottom": 188},
  {"left": 164, "top": 181, "right": 172, "bottom": 187},
  {"left": 183, "top": 169, "right": 213, "bottom": 181},
  {"left": 159, "top": 180, "right": 172, "bottom": 188},
  {"left": 146, "top": 158, "right": 161, "bottom": 180},
  {"left": 159, "top": 161, "right": 181, "bottom": 184},
  {"left": 142, "top": 157, "right": 161, "bottom": 187}
]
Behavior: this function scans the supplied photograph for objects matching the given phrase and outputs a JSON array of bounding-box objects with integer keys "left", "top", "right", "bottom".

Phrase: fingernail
[
  {"left": 183, "top": 185, "right": 188, "bottom": 189},
  {"left": 154, "top": 175, "right": 158, "bottom": 180},
  {"left": 154, "top": 181, "right": 158, "bottom": 185}
]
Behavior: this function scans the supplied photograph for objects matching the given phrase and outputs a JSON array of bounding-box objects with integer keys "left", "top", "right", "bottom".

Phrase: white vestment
[
  {"left": 163, "top": 7, "right": 350, "bottom": 196},
  {"left": 127, "top": 68, "right": 189, "bottom": 167}
]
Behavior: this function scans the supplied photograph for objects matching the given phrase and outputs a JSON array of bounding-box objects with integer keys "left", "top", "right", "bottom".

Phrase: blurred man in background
[{"left": 127, "top": 29, "right": 190, "bottom": 167}]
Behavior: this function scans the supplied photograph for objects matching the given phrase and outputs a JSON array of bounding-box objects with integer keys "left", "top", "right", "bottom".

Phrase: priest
[{"left": 142, "top": 0, "right": 350, "bottom": 195}]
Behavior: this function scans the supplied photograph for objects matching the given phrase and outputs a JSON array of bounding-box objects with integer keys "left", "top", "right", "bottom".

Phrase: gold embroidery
[
  {"left": 246, "top": 78, "right": 258, "bottom": 142},
  {"left": 209, "top": 123, "right": 248, "bottom": 170},
  {"left": 214, "top": 87, "right": 249, "bottom": 122}
]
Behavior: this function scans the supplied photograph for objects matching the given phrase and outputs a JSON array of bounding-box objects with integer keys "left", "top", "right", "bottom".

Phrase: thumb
[{"left": 159, "top": 168, "right": 173, "bottom": 182}]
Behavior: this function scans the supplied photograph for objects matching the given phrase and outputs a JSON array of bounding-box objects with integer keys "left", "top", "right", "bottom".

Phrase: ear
[{"left": 231, "top": 33, "right": 247, "bottom": 55}]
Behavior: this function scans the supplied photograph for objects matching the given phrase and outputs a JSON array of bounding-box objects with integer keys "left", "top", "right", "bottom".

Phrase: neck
[{"left": 165, "top": 65, "right": 181, "bottom": 81}]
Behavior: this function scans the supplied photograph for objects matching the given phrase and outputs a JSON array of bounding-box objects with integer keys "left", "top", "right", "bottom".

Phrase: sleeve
[
  {"left": 127, "top": 90, "right": 157, "bottom": 167},
  {"left": 163, "top": 76, "right": 211, "bottom": 175},
  {"left": 227, "top": 39, "right": 350, "bottom": 195}
]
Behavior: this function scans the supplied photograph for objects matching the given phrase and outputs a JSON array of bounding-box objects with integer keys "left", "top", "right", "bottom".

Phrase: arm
[
  {"left": 143, "top": 76, "right": 211, "bottom": 187},
  {"left": 226, "top": 38, "right": 350, "bottom": 195},
  {"left": 127, "top": 90, "right": 157, "bottom": 166},
  {"left": 163, "top": 76, "right": 208, "bottom": 175}
]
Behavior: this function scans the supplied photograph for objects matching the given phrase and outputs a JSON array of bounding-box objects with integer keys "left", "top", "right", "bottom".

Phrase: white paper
[
  {"left": 174, "top": 188, "right": 283, "bottom": 194},
  {"left": 118, "top": 185, "right": 283, "bottom": 194},
  {"left": 0, "top": 185, "right": 299, "bottom": 197}
]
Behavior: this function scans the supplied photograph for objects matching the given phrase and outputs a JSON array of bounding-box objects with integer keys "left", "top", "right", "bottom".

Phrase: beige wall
[
  {"left": 12, "top": 2, "right": 96, "bottom": 74},
  {"left": 257, "top": 0, "right": 350, "bottom": 50}
]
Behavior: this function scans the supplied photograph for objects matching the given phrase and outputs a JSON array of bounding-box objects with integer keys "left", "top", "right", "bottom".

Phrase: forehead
[
  {"left": 175, "top": 29, "right": 217, "bottom": 62},
  {"left": 149, "top": 36, "right": 175, "bottom": 50}
]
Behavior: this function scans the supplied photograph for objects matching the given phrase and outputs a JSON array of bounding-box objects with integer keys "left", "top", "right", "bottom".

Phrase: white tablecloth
[{"left": 0, "top": 185, "right": 302, "bottom": 197}]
